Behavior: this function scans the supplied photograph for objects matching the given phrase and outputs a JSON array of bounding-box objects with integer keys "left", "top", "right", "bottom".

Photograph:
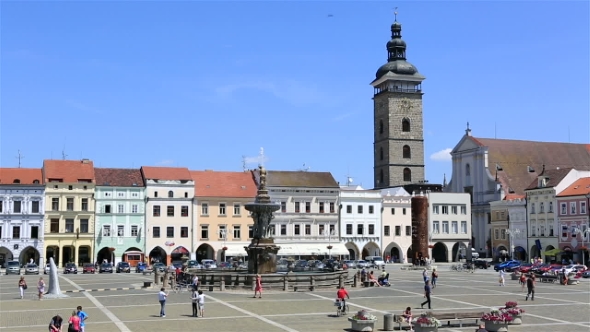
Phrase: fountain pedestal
[{"left": 245, "top": 238, "right": 281, "bottom": 274}]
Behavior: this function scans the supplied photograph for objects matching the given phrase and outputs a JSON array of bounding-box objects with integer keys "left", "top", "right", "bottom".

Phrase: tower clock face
[{"left": 398, "top": 98, "right": 412, "bottom": 112}]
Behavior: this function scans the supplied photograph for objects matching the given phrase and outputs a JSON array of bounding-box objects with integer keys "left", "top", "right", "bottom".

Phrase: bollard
[
  {"left": 154, "top": 272, "right": 161, "bottom": 286},
  {"left": 310, "top": 276, "right": 315, "bottom": 291},
  {"left": 220, "top": 280, "right": 225, "bottom": 291},
  {"left": 383, "top": 313, "right": 394, "bottom": 331},
  {"left": 353, "top": 274, "right": 357, "bottom": 288}
]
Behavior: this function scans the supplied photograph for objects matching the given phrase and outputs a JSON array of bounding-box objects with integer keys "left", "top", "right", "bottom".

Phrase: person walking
[
  {"left": 18, "top": 276, "right": 27, "bottom": 299},
  {"left": 498, "top": 269, "right": 506, "bottom": 286},
  {"left": 421, "top": 280, "right": 432, "bottom": 309},
  {"left": 431, "top": 269, "right": 438, "bottom": 288},
  {"left": 49, "top": 315, "right": 63, "bottom": 332},
  {"left": 197, "top": 290, "right": 205, "bottom": 317},
  {"left": 38, "top": 277, "right": 46, "bottom": 300},
  {"left": 192, "top": 274, "right": 199, "bottom": 291},
  {"left": 253, "top": 274, "right": 262, "bottom": 298},
  {"left": 525, "top": 274, "right": 535, "bottom": 301},
  {"left": 68, "top": 310, "right": 81, "bottom": 332},
  {"left": 158, "top": 287, "right": 169, "bottom": 317},
  {"left": 76, "top": 306, "right": 88, "bottom": 332},
  {"left": 191, "top": 289, "right": 198, "bottom": 317}
]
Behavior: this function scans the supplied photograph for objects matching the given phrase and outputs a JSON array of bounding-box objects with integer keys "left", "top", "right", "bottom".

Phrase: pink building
[{"left": 556, "top": 177, "right": 590, "bottom": 264}]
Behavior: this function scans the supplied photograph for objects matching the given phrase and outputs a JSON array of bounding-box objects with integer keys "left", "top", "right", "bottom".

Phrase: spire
[
  {"left": 386, "top": 8, "right": 407, "bottom": 62},
  {"left": 443, "top": 173, "right": 447, "bottom": 187},
  {"left": 465, "top": 122, "right": 472, "bottom": 136}
]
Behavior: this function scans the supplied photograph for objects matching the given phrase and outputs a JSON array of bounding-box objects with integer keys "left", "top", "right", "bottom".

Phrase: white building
[
  {"left": 0, "top": 168, "right": 45, "bottom": 266},
  {"left": 427, "top": 192, "right": 472, "bottom": 262},
  {"left": 380, "top": 187, "right": 412, "bottom": 263},
  {"left": 339, "top": 185, "right": 382, "bottom": 260},
  {"left": 260, "top": 170, "right": 348, "bottom": 258}
]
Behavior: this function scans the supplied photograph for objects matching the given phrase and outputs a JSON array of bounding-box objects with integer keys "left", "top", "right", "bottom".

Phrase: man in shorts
[
  {"left": 336, "top": 286, "right": 350, "bottom": 314},
  {"left": 76, "top": 306, "right": 88, "bottom": 332}
]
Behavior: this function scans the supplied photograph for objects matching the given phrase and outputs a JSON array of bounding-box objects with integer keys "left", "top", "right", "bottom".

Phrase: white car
[
  {"left": 201, "top": 259, "right": 217, "bottom": 269},
  {"left": 563, "top": 264, "right": 587, "bottom": 274}
]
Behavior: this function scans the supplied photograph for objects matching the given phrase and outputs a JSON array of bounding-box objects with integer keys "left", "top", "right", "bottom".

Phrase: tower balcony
[{"left": 373, "top": 84, "right": 422, "bottom": 96}]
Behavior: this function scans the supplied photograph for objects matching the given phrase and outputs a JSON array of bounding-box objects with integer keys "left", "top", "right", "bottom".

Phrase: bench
[
  {"left": 539, "top": 276, "right": 558, "bottom": 283},
  {"left": 414, "top": 311, "right": 484, "bottom": 328}
]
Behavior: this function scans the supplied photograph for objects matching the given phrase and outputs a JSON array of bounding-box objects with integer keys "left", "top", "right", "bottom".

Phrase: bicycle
[
  {"left": 450, "top": 263, "right": 463, "bottom": 272},
  {"left": 335, "top": 299, "right": 350, "bottom": 317}
]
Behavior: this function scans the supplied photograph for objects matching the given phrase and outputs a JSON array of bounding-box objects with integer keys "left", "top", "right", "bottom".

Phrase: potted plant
[
  {"left": 413, "top": 312, "right": 441, "bottom": 332},
  {"left": 348, "top": 310, "right": 377, "bottom": 332},
  {"left": 502, "top": 301, "right": 525, "bottom": 325},
  {"left": 222, "top": 246, "right": 228, "bottom": 251},
  {"left": 481, "top": 309, "right": 513, "bottom": 332}
]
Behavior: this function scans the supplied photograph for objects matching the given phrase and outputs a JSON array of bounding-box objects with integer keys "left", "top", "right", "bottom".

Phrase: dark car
[
  {"left": 99, "top": 263, "right": 113, "bottom": 273},
  {"left": 135, "top": 262, "right": 148, "bottom": 273},
  {"left": 116, "top": 262, "right": 131, "bottom": 273},
  {"left": 82, "top": 263, "right": 96, "bottom": 274},
  {"left": 152, "top": 262, "right": 166, "bottom": 273},
  {"left": 494, "top": 260, "right": 520, "bottom": 272},
  {"left": 293, "top": 260, "right": 310, "bottom": 272},
  {"left": 63, "top": 263, "right": 78, "bottom": 274},
  {"left": 473, "top": 260, "right": 490, "bottom": 269}
]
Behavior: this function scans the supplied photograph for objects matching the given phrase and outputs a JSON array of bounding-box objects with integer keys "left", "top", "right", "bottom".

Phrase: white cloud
[
  {"left": 156, "top": 159, "right": 175, "bottom": 166},
  {"left": 214, "top": 80, "right": 325, "bottom": 106},
  {"left": 430, "top": 148, "right": 452, "bottom": 162},
  {"left": 243, "top": 155, "right": 269, "bottom": 165}
]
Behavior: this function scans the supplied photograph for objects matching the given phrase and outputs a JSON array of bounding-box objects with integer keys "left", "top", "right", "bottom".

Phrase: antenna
[
  {"left": 242, "top": 155, "right": 247, "bottom": 171},
  {"left": 16, "top": 150, "right": 24, "bottom": 168},
  {"left": 394, "top": 7, "right": 398, "bottom": 21},
  {"left": 298, "top": 163, "right": 311, "bottom": 172}
]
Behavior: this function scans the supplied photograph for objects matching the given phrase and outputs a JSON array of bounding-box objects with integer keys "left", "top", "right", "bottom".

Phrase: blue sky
[{"left": 1, "top": 1, "right": 589, "bottom": 188}]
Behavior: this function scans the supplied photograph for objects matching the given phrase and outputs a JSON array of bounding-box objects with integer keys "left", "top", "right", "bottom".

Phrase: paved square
[{"left": 1, "top": 266, "right": 588, "bottom": 331}]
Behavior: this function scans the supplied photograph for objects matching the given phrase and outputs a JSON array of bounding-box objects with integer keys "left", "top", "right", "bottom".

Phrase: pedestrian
[
  {"left": 191, "top": 289, "right": 198, "bottom": 317},
  {"left": 197, "top": 290, "right": 205, "bottom": 317},
  {"left": 431, "top": 269, "right": 438, "bottom": 288},
  {"left": 422, "top": 268, "right": 429, "bottom": 283},
  {"left": 158, "top": 287, "right": 169, "bottom": 317},
  {"left": 38, "top": 277, "right": 46, "bottom": 300},
  {"left": 519, "top": 273, "right": 526, "bottom": 291},
  {"left": 192, "top": 274, "right": 199, "bottom": 291},
  {"left": 76, "top": 306, "right": 88, "bottom": 332},
  {"left": 475, "top": 322, "right": 487, "bottom": 332},
  {"left": 49, "top": 314, "right": 63, "bottom": 332},
  {"left": 68, "top": 310, "right": 81, "bottom": 332},
  {"left": 420, "top": 280, "right": 432, "bottom": 309},
  {"left": 18, "top": 276, "right": 27, "bottom": 299},
  {"left": 498, "top": 269, "right": 505, "bottom": 286},
  {"left": 253, "top": 274, "right": 262, "bottom": 298},
  {"left": 402, "top": 306, "right": 413, "bottom": 330},
  {"left": 525, "top": 274, "right": 535, "bottom": 301}
]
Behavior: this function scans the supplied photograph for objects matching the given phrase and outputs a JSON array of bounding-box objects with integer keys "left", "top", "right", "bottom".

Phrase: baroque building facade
[
  {"left": 0, "top": 168, "right": 45, "bottom": 266},
  {"left": 489, "top": 197, "right": 527, "bottom": 261},
  {"left": 380, "top": 187, "right": 412, "bottom": 263},
  {"left": 556, "top": 177, "right": 590, "bottom": 264}
]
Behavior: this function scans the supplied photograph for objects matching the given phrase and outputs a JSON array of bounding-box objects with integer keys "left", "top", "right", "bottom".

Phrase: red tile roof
[
  {"left": 470, "top": 137, "right": 590, "bottom": 195},
  {"left": 95, "top": 168, "right": 144, "bottom": 187},
  {"left": 266, "top": 171, "right": 339, "bottom": 188},
  {"left": 557, "top": 177, "right": 590, "bottom": 197},
  {"left": 141, "top": 166, "right": 192, "bottom": 181},
  {"left": 504, "top": 194, "right": 525, "bottom": 200},
  {"left": 191, "top": 170, "right": 257, "bottom": 198},
  {"left": 525, "top": 168, "right": 573, "bottom": 190},
  {"left": 43, "top": 160, "right": 96, "bottom": 183},
  {"left": 0, "top": 168, "right": 43, "bottom": 185}
]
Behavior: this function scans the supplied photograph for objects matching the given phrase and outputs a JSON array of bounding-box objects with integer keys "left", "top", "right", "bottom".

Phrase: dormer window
[
  {"left": 13, "top": 179, "right": 20, "bottom": 184},
  {"left": 33, "top": 180, "right": 40, "bottom": 184},
  {"left": 168, "top": 190, "right": 174, "bottom": 198}
]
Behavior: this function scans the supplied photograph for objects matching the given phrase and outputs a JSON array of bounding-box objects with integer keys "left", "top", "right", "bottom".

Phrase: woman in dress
[
  {"left": 18, "top": 276, "right": 27, "bottom": 299},
  {"left": 38, "top": 277, "right": 46, "bottom": 300},
  {"left": 68, "top": 310, "right": 81, "bottom": 332},
  {"left": 253, "top": 274, "right": 262, "bottom": 298}
]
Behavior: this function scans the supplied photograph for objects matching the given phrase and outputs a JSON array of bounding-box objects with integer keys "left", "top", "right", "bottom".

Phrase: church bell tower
[{"left": 371, "top": 13, "right": 425, "bottom": 189}]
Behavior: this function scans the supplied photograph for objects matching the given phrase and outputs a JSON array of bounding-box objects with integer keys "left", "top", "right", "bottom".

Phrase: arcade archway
[
  {"left": 361, "top": 242, "right": 380, "bottom": 259},
  {"left": 407, "top": 246, "right": 413, "bottom": 264},
  {"left": 19, "top": 246, "right": 40, "bottom": 265},
  {"left": 513, "top": 246, "right": 526, "bottom": 261},
  {"left": 0, "top": 246, "right": 13, "bottom": 266},
  {"left": 171, "top": 246, "right": 189, "bottom": 263},
  {"left": 97, "top": 247, "right": 113, "bottom": 264},
  {"left": 345, "top": 242, "right": 359, "bottom": 260},
  {"left": 149, "top": 246, "right": 167, "bottom": 264},
  {"left": 45, "top": 246, "right": 59, "bottom": 266},
  {"left": 452, "top": 242, "right": 467, "bottom": 262},
  {"left": 432, "top": 242, "right": 448, "bottom": 263},
  {"left": 383, "top": 242, "right": 403, "bottom": 263},
  {"left": 196, "top": 243, "right": 214, "bottom": 262}
]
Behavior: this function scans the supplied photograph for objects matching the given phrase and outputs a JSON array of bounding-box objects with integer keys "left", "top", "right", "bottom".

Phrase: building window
[
  {"left": 561, "top": 225, "right": 567, "bottom": 238},
  {"left": 0, "top": 201, "right": 3, "bottom": 213},
  {"left": 346, "top": 224, "right": 353, "bottom": 235},
  {"left": 465, "top": 163, "right": 471, "bottom": 176},
  {"left": 132, "top": 204, "right": 138, "bottom": 213},
  {"left": 433, "top": 221, "right": 440, "bottom": 234},
  {"left": 201, "top": 203, "right": 209, "bottom": 215},
  {"left": 118, "top": 204, "right": 124, "bottom": 213},
  {"left": 379, "top": 147, "right": 384, "bottom": 160},
  {"left": 548, "top": 202, "right": 553, "bottom": 212},
  {"left": 384, "top": 225, "right": 390, "bottom": 236},
  {"left": 403, "top": 208, "right": 407, "bottom": 215},
  {"left": 379, "top": 119, "right": 384, "bottom": 134},
  {"left": 233, "top": 225, "right": 241, "bottom": 239},
  {"left": 12, "top": 226, "right": 20, "bottom": 239},
  {"left": 31, "top": 226, "right": 39, "bottom": 239},
  {"left": 118, "top": 225, "right": 124, "bottom": 237},
  {"left": 218, "top": 225, "right": 227, "bottom": 239},
  {"left": 433, "top": 206, "right": 439, "bottom": 214},
  {"left": 495, "top": 229, "right": 499, "bottom": 240},
  {"left": 451, "top": 221, "right": 458, "bottom": 234},
  {"left": 167, "top": 206, "right": 174, "bottom": 217},
  {"left": 181, "top": 206, "right": 189, "bottom": 217},
  {"left": 305, "top": 224, "right": 311, "bottom": 235},
  {"left": 379, "top": 169, "right": 384, "bottom": 184},
  {"left": 346, "top": 205, "right": 352, "bottom": 213},
  {"left": 166, "top": 226, "right": 174, "bottom": 238},
  {"left": 233, "top": 204, "right": 241, "bottom": 215},
  {"left": 403, "top": 168, "right": 411, "bottom": 182},
  {"left": 104, "top": 204, "right": 112, "bottom": 214},
  {"left": 168, "top": 190, "right": 173, "bottom": 198},
  {"left": 104, "top": 192, "right": 112, "bottom": 197},
  {"left": 451, "top": 206, "right": 458, "bottom": 214},
  {"left": 402, "top": 145, "right": 411, "bottom": 159},
  {"left": 81, "top": 198, "right": 88, "bottom": 211},
  {"left": 305, "top": 202, "right": 311, "bottom": 213},
  {"left": 391, "top": 208, "right": 395, "bottom": 215},
  {"left": 78, "top": 218, "right": 87, "bottom": 233},
  {"left": 560, "top": 203, "right": 567, "bottom": 215},
  {"left": 153, "top": 205, "right": 160, "bottom": 217},
  {"left": 66, "top": 198, "right": 74, "bottom": 211},
  {"left": 181, "top": 227, "right": 188, "bottom": 238},
  {"left": 395, "top": 226, "right": 401, "bottom": 236},
  {"left": 31, "top": 201, "right": 40, "bottom": 213},
  {"left": 319, "top": 224, "right": 325, "bottom": 235},
  {"left": 581, "top": 202, "right": 587, "bottom": 214},
  {"left": 402, "top": 118, "right": 410, "bottom": 132},
  {"left": 442, "top": 206, "right": 449, "bottom": 214},
  {"left": 330, "top": 202, "right": 335, "bottom": 213},
  {"left": 219, "top": 203, "right": 226, "bottom": 215},
  {"left": 153, "top": 226, "right": 160, "bottom": 238},
  {"left": 52, "top": 198, "right": 59, "bottom": 211},
  {"left": 329, "top": 224, "right": 335, "bottom": 234},
  {"left": 358, "top": 205, "right": 363, "bottom": 214},
  {"left": 294, "top": 225, "right": 300, "bottom": 235},
  {"left": 132, "top": 192, "right": 138, "bottom": 197},
  {"left": 460, "top": 221, "right": 467, "bottom": 233},
  {"left": 103, "top": 225, "right": 111, "bottom": 237},
  {"left": 369, "top": 224, "right": 375, "bottom": 235},
  {"left": 280, "top": 225, "right": 286, "bottom": 236},
  {"left": 65, "top": 219, "right": 74, "bottom": 233},
  {"left": 13, "top": 201, "right": 22, "bottom": 213},
  {"left": 154, "top": 191, "right": 158, "bottom": 198},
  {"left": 118, "top": 192, "right": 124, "bottom": 197},
  {"left": 201, "top": 225, "right": 208, "bottom": 239},
  {"left": 295, "top": 202, "right": 300, "bottom": 213},
  {"left": 184, "top": 192, "right": 188, "bottom": 198},
  {"left": 502, "top": 228, "right": 507, "bottom": 239},
  {"left": 403, "top": 225, "right": 410, "bottom": 236},
  {"left": 442, "top": 221, "right": 449, "bottom": 234},
  {"left": 570, "top": 202, "right": 577, "bottom": 215},
  {"left": 281, "top": 201, "right": 286, "bottom": 213},
  {"left": 319, "top": 202, "right": 325, "bottom": 213},
  {"left": 50, "top": 219, "right": 59, "bottom": 233},
  {"left": 549, "top": 224, "right": 554, "bottom": 236},
  {"left": 131, "top": 225, "right": 138, "bottom": 237},
  {"left": 357, "top": 224, "right": 363, "bottom": 235},
  {"left": 460, "top": 205, "right": 467, "bottom": 214},
  {"left": 531, "top": 203, "right": 536, "bottom": 214},
  {"left": 539, "top": 202, "right": 544, "bottom": 213}
]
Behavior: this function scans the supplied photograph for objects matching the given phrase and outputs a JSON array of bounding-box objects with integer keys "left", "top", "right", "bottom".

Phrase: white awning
[
  {"left": 275, "top": 242, "right": 349, "bottom": 256},
  {"left": 223, "top": 244, "right": 248, "bottom": 257},
  {"left": 277, "top": 244, "right": 301, "bottom": 256}
]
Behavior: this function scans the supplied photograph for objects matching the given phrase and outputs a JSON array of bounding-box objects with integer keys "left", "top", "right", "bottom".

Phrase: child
[
  {"left": 402, "top": 306, "right": 413, "bottom": 330},
  {"left": 254, "top": 274, "right": 262, "bottom": 298},
  {"left": 197, "top": 290, "right": 205, "bottom": 317}
]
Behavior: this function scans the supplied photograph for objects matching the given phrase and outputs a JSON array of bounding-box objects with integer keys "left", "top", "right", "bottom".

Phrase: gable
[{"left": 451, "top": 136, "right": 481, "bottom": 154}]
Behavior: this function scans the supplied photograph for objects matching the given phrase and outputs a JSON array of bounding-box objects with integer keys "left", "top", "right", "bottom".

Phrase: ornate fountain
[{"left": 244, "top": 165, "right": 281, "bottom": 274}]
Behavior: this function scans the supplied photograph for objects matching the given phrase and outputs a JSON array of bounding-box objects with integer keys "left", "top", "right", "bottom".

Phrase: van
[
  {"left": 460, "top": 248, "right": 479, "bottom": 260},
  {"left": 364, "top": 256, "right": 385, "bottom": 268}
]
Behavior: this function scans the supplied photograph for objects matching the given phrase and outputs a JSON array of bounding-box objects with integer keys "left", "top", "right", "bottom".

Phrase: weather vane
[{"left": 394, "top": 7, "right": 398, "bottom": 21}]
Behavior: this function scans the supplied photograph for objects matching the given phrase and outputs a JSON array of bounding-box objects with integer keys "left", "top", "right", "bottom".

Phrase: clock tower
[{"left": 371, "top": 16, "right": 425, "bottom": 189}]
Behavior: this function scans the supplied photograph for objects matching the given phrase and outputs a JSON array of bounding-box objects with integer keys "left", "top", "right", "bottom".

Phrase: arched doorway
[
  {"left": 514, "top": 246, "right": 526, "bottom": 261},
  {"left": 530, "top": 245, "right": 540, "bottom": 261},
  {"left": 383, "top": 242, "right": 402, "bottom": 263},
  {"left": 497, "top": 245, "right": 509, "bottom": 261},
  {"left": 452, "top": 242, "right": 466, "bottom": 262},
  {"left": 19, "top": 246, "right": 40, "bottom": 265},
  {"left": 362, "top": 242, "right": 380, "bottom": 259},
  {"left": 544, "top": 245, "right": 556, "bottom": 263},
  {"left": 97, "top": 247, "right": 113, "bottom": 264},
  {"left": 196, "top": 244, "right": 214, "bottom": 262},
  {"left": 78, "top": 246, "right": 91, "bottom": 265},
  {"left": 432, "top": 242, "right": 448, "bottom": 263},
  {"left": 122, "top": 247, "right": 144, "bottom": 266},
  {"left": 0, "top": 246, "right": 14, "bottom": 266},
  {"left": 149, "top": 246, "right": 167, "bottom": 264},
  {"left": 45, "top": 246, "right": 59, "bottom": 266},
  {"left": 407, "top": 246, "right": 413, "bottom": 264},
  {"left": 345, "top": 242, "right": 359, "bottom": 260},
  {"left": 171, "top": 246, "right": 189, "bottom": 263},
  {"left": 347, "top": 249, "right": 356, "bottom": 259}
]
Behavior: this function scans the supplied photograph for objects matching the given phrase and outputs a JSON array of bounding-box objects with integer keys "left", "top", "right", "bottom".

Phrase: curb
[{"left": 62, "top": 287, "right": 148, "bottom": 293}]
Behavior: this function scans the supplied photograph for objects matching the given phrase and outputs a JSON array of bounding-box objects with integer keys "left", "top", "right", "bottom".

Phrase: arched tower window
[
  {"left": 402, "top": 118, "right": 410, "bottom": 132},
  {"left": 466, "top": 163, "right": 471, "bottom": 176},
  {"left": 168, "top": 190, "right": 174, "bottom": 198},
  {"left": 379, "top": 120, "right": 384, "bottom": 134},
  {"left": 379, "top": 147, "right": 384, "bottom": 161},
  {"left": 403, "top": 168, "right": 412, "bottom": 182},
  {"left": 402, "top": 145, "right": 411, "bottom": 159},
  {"left": 379, "top": 169, "right": 384, "bottom": 184},
  {"left": 13, "top": 179, "right": 20, "bottom": 184}
]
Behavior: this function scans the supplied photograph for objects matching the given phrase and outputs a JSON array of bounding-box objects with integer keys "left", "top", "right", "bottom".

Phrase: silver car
[
  {"left": 6, "top": 261, "right": 21, "bottom": 275},
  {"left": 25, "top": 263, "right": 39, "bottom": 275}
]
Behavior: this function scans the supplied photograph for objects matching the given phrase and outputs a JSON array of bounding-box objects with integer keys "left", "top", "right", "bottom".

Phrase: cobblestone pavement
[{"left": 1, "top": 266, "right": 588, "bottom": 331}]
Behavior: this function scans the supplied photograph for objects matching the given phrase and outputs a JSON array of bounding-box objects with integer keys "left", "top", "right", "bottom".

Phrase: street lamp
[
  {"left": 505, "top": 229, "right": 521, "bottom": 260},
  {"left": 573, "top": 228, "right": 590, "bottom": 266}
]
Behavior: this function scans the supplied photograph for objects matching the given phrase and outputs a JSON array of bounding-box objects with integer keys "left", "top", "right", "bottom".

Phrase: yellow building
[
  {"left": 43, "top": 159, "right": 96, "bottom": 267},
  {"left": 190, "top": 170, "right": 257, "bottom": 262},
  {"left": 489, "top": 203, "right": 509, "bottom": 261}
]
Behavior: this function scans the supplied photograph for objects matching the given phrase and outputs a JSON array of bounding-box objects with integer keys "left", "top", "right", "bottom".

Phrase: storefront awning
[
  {"left": 276, "top": 244, "right": 301, "bottom": 256},
  {"left": 275, "top": 242, "right": 349, "bottom": 256},
  {"left": 223, "top": 244, "right": 248, "bottom": 257}
]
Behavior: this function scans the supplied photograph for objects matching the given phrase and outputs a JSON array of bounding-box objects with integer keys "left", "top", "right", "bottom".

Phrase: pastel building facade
[
  {"left": 489, "top": 197, "right": 527, "bottom": 261},
  {"left": 556, "top": 177, "right": 590, "bottom": 264},
  {"left": 427, "top": 192, "right": 472, "bottom": 263},
  {"left": 380, "top": 187, "right": 412, "bottom": 263},
  {"left": 0, "top": 168, "right": 45, "bottom": 266},
  {"left": 94, "top": 168, "right": 146, "bottom": 266}
]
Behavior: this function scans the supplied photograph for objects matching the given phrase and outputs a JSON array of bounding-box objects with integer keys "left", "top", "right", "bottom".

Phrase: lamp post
[
  {"left": 323, "top": 229, "right": 335, "bottom": 258},
  {"left": 505, "top": 229, "right": 521, "bottom": 260},
  {"left": 574, "top": 228, "right": 590, "bottom": 266}
]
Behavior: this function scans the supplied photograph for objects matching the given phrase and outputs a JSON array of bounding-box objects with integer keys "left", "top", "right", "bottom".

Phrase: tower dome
[{"left": 375, "top": 20, "right": 420, "bottom": 79}]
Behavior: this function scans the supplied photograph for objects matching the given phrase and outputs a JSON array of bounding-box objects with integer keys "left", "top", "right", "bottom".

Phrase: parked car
[
  {"left": 82, "top": 263, "right": 96, "bottom": 274},
  {"left": 135, "top": 262, "right": 148, "bottom": 273},
  {"left": 116, "top": 262, "right": 131, "bottom": 273},
  {"left": 63, "top": 263, "right": 78, "bottom": 274},
  {"left": 365, "top": 256, "right": 386, "bottom": 268},
  {"left": 152, "top": 262, "right": 166, "bottom": 273},
  {"left": 5, "top": 261, "right": 21, "bottom": 275},
  {"left": 582, "top": 270, "right": 590, "bottom": 278},
  {"left": 494, "top": 260, "right": 520, "bottom": 272},
  {"left": 187, "top": 260, "right": 199, "bottom": 269},
  {"left": 293, "top": 260, "right": 310, "bottom": 272},
  {"left": 323, "top": 259, "right": 342, "bottom": 272},
  {"left": 355, "top": 260, "right": 370, "bottom": 269},
  {"left": 24, "top": 263, "right": 39, "bottom": 275},
  {"left": 473, "top": 259, "right": 490, "bottom": 269},
  {"left": 515, "top": 263, "right": 534, "bottom": 273},
  {"left": 201, "top": 259, "right": 217, "bottom": 269},
  {"left": 44, "top": 264, "right": 51, "bottom": 274},
  {"left": 342, "top": 260, "right": 357, "bottom": 269},
  {"left": 563, "top": 264, "right": 587, "bottom": 274},
  {"left": 99, "top": 263, "right": 113, "bottom": 273}
]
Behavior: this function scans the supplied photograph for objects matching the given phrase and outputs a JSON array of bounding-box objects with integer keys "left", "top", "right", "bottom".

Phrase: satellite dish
[{"left": 348, "top": 177, "right": 353, "bottom": 184}]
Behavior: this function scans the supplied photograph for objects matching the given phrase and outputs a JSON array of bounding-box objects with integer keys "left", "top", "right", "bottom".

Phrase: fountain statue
[
  {"left": 244, "top": 165, "right": 281, "bottom": 274},
  {"left": 45, "top": 257, "right": 68, "bottom": 298}
]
